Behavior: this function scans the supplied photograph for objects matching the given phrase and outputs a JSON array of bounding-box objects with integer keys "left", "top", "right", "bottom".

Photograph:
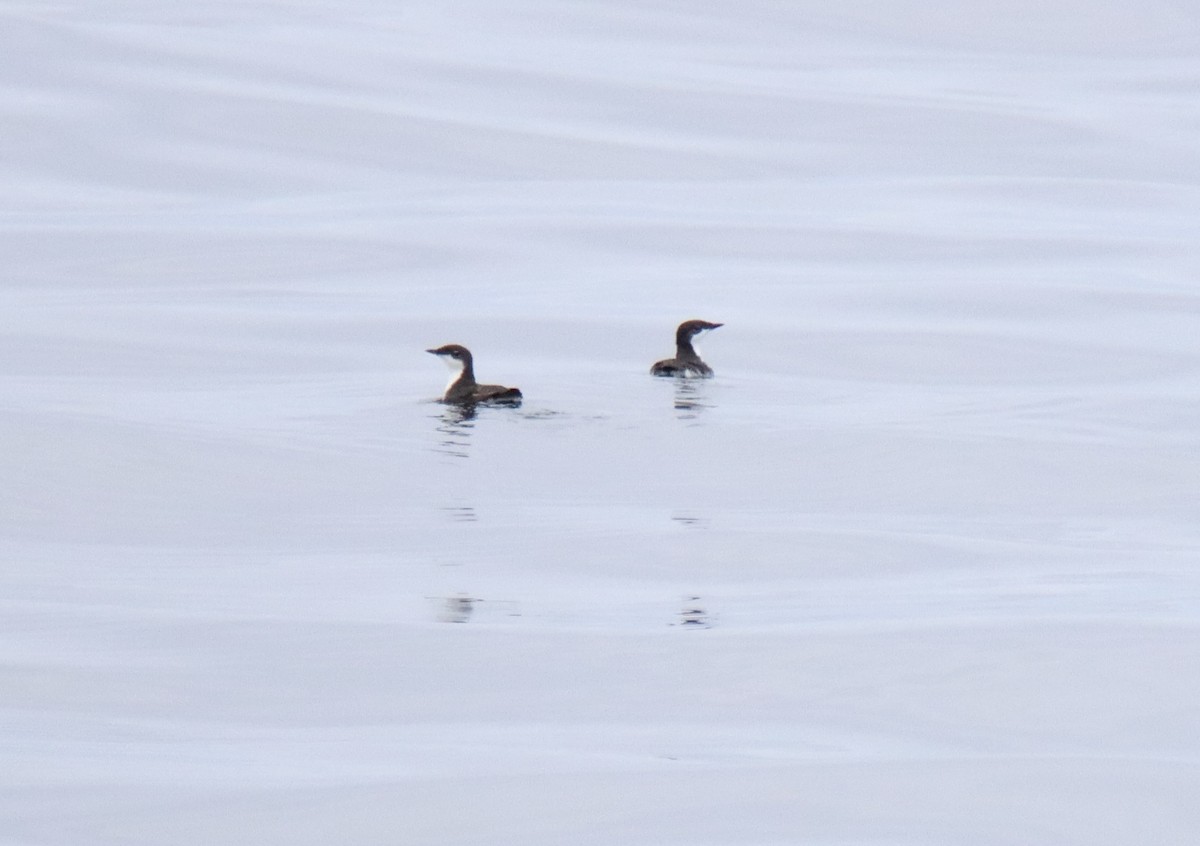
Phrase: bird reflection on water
[
  {"left": 430, "top": 401, "right": 565, "bottom": 459},
  {"left": 672, "top": 378, "right": 715, "bottom": 421},
  {"left": 440, "top": 505, "right": 477, "bottom": 522},
  {"left": 431, "top": 403, "right": 477, "bottom": 459}
]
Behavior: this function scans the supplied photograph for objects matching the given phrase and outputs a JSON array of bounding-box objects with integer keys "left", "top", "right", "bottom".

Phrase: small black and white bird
[
  {"left": 650, "top": 319, "right": 723, "bottom": 377},
  {"left": 426, "top": 344, "right": 522, "bottom": 405}
]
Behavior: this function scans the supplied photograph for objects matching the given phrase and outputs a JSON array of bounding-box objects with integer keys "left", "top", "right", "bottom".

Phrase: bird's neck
[
  {"left": 443, "top": 360, "right": 475, "bottom": 393},
  {"left": 675, "top": 339, "right": 701, "bottom": 362}
]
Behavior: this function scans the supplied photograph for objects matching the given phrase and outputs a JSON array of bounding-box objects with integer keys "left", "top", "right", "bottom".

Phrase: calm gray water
[{"left": 4, "top": 2, "right": 1200, "bottom": 843}]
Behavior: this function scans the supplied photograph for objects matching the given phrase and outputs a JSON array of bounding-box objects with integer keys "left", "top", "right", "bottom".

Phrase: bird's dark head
[
  {"left": 677, "top": 319, "right": 723, "bottom": 342},
  {"left": 426, "top": 344, "right": 471, "bottom": 361},
  {"left": 426, "top": 344, "right": 474, "bottom": 373}
]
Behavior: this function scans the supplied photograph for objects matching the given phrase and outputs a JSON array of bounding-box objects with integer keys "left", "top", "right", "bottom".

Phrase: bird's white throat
[
  {"left": 691, "top": 327, "right": 714, "bottom": 360},
  {"left": 437, "top": 356, "right": 465, "bottom": 392}
]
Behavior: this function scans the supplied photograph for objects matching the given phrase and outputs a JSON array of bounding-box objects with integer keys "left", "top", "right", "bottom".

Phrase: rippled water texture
[{"left": 4, "top": 1, "right": 1200, "bottom": 843}]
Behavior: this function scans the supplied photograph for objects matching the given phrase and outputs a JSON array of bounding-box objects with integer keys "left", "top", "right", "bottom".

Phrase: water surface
[{"left": 4, "top": 2, "right": 1200, "bottom": 843}]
